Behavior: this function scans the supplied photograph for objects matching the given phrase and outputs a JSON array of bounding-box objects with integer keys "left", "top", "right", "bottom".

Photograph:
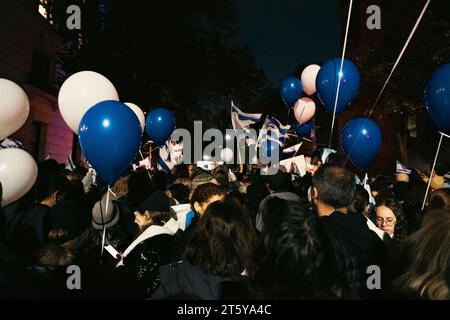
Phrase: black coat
[
  {"left": 171, "top": 214, "right": 199, "bottom": 262},
  {"left": 153, "top": 260, "right": 247, "bottom": 300},
  {"left": 320, "top": 211, "right": 391, "bottom": 299},
  {"left": 116, "top": 233, "right": 176, "bottom": 299}
]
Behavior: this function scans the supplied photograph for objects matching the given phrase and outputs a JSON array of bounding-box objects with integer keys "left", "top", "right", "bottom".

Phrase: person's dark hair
[
  {"left": 148, "top": 210, "right": 176, "bottom": 226},
  {"left": 350, "top": 185, "right": 370, "bottom": 215},
  {"left": 35, "top": 160, "right": 63, "bottom": 202},
  {"left": 371, "top": 175, "right": 394, "bottom": 194},
  {"left": 401, "top": 183, "right": 426, "bottom": 235},
  {"left": 376, "top": 198, "right": 407, "bottom": 246},
  {"left": 408, "top": 168, "right": 424, "bottom": 186},
  {"left": 434, "top": 162, "right": 448, "bottom": 177},
  {"left": 184, "top": 198, "right": 258, "bottom": 277},
  {"left": 429, "top": 188, "right": 450, "bottom": 210},
  {"left": 169, "top": 183, "right": 190, "bottom": 204},
  {"left": 73, "top": 165, "right": 88, "bottom": 179},
  {"left": 212, "top": 165, "right": 229, "bottom": 187},
  {"left": 172, "top": 164, "right": 189, "bottom": 179},
  {"left": 312, "top": 164, "right": 356, "bottom": 208},
  {"left": 190, "top": 183, "right": 226, "bottom": 208},
  {"left": 37, "top": 173, "right": 68, "bottom": 203},
  {"left": 127, "top": 170, "right": 155, "bottom": 209},
  {"left": 64, "top": 180, "right": 88, "bottom": 205},
  {"left": 152, "top": 170, "right": 168, "bottom": 191},
  {"left": 265, "top": 170, "right": 292, "bottom": 193},
  {"left": 190, "top": 167, "right": 208, "bottom": 180},
  {"left": 250, "top": 199, "right": 345, "bottom": 299},
  {"left": 311, "top": 149, "right": 322, "bottom": 165},
  {"left": 393, "top": 181, "right": 410, "bottom": 203}
]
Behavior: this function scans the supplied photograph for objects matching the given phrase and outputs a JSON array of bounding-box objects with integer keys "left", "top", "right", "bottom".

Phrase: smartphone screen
[{"left": 104, "top": 244, "right": 121, "bottom": 259}]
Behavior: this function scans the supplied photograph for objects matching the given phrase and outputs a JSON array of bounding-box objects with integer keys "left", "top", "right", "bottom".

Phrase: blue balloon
[
  {"left": 295, "top": 120, "right": 314, "bottom": 138},
  {"left": 280, "top": 76, "right": 302, "bottom": 108},
  {"left": 316, "top": 57, "right": 360, "bottom": 115},
  {"left": 145, "top": 107, "right": 176, "bottom": 146},
  {"left": 424, "top": 63, "right": 450, "bottom": 135},
  {"left": 78, "top": 100, "right": 142, "bottom": 184},
  {"left": 341, "top": 117, "right": 382, "bottom": 168}
]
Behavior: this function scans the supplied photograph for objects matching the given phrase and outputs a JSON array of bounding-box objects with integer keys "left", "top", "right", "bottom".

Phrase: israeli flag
[{"left": 231, "top": 100, "right": 262, "bottom": 130}]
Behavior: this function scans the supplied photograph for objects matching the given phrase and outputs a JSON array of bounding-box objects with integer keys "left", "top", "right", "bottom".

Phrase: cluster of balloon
[
  {"left": 341, "top": 117, "right": 382, "bottom": 168},
  {"left": 145, "top": 107, "right": 176, "bottom": 147},
  {"left": 424, "top": 63, "right": 450, "bottom": 135},
  {"left": 280, "top": 77, "right": 302, "bottom": 109},
  {"left": 58, "top": 71, "right": 148, "bottom": 185},
  {"left": 58, "top": 71, "right": 120, "bottom": 134},
  {"left": 295, "top": 120, "right": 314, "bottom": 138},
  {"left": 0, "top": 79, "right": 37, "bottom": 207},
  {"left": 78, "top": 100, "right": 142, "bottom": 185},
  {"left": 316, "top": 58, "right": 360, "bottom": 115}
]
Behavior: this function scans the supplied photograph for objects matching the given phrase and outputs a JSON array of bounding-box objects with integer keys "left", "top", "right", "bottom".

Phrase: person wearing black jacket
[
  {"left": 311, "top": 164, "right": 391, "bottom": 299},
  {"left": 114, "top": 190, "right": 178, "bottom": 299}
]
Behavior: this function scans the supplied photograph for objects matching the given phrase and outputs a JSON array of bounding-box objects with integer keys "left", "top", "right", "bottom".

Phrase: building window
[
  {"left": 30, "top": 49, "right": 51, "bottom": 91},
  {"left": 31, "top": 121, "right": 47, "bottom": 161}
]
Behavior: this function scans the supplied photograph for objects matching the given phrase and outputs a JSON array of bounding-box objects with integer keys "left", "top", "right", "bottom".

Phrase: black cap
[{"left": 137, "top": 190, "right": 170, "bottom": 212}]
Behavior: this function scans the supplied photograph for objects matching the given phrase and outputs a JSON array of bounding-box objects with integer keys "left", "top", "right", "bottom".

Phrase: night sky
[{"left": 233, "top": 0, "right": 340, "bottom": 86}]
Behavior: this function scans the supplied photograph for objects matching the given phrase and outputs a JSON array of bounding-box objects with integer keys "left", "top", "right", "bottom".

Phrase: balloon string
[
  {"left": 295, "top": 100, "right": 307, "bottom": 126},
  {"left": 100, "top": 185, "right": 111, "bottom": 264},
  {"left": 343, "top": 0, "right": 430, "bottom": 165},
  {"left": 421, "top": 132, "right": 445, "bottom": 211},
  {"left": 328, "top": 0, "right": 353, "bottom": 149},
  {"left": 367, "top": 0, "right": 430, "bottom": 118}
]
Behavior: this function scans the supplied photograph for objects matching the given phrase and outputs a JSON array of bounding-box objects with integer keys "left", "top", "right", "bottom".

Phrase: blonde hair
[{"left": 394, "top": 212, "right": 450, "bottom": 300}]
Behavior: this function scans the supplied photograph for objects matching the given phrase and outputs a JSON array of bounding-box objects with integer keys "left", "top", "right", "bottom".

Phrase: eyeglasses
[{"left": 376, "top": 217, "right": 396, "bottom": 226}]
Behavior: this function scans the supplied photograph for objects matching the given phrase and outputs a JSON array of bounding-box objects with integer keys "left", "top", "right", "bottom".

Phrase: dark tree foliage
[{"left": 41, "top": 0, "right": 268, "bottom": 131}]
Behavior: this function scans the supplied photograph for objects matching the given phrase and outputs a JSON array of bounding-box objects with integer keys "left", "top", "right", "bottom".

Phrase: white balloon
[
  {"left": 0, "top": 79, "right": 30, "bottom": 140},
  {"left": 58, "top": 71, "right": 119, "bottom": 133},
  {"left": 301, "top": 64, "right": 321, "bottom": 96},
  {"left": 125, "top": 102, "right": 145, "bottom": 133},
  {"left": 0, "top": 149, "right": 38, "bottom": 207},
  {"left": 220, "top": 147, "right": 234, "bottom": 163}
]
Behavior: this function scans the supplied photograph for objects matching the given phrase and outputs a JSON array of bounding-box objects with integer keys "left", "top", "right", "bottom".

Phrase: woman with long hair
[
  {"left": 375, "top": 198, "right": 407, "bottom": 247},
  {"left": 394, "top": 211, "right": 450, "bottom": 300},
  {"left": 154, "top": 197, "right": 258, "bottom": 299}
]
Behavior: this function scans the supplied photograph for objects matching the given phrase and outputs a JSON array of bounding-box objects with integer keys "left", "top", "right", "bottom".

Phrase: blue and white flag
[
  {"left": 157, "top": 140, "right": 174, "bottom": 172},
  {"left": 362, "top": 173, "right": 376, "bottom": 206},
  {"left": 258, "top": 116, "right": 290, "bottom": 147},
  {"left": 231, "top": 100, "right": 262, "bottom": 130},
  {"left": 396, "top": 161, "right": 411, "bottom": 174},
  {"left": 283, "top": 142, "right": 303, "bottom": 154},
  {"left": 0, "top": 138, "right": 22, "bottom": 150}
]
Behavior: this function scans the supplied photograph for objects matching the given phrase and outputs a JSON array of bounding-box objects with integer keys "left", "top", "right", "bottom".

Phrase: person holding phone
[{"left": 115, "top": 190, "right": 179, "bottom": 299}]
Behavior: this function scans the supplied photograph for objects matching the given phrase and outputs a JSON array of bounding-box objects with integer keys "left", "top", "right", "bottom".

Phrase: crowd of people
[{"left": 0, "top": 151, "right": 449, "bottom": 300}]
